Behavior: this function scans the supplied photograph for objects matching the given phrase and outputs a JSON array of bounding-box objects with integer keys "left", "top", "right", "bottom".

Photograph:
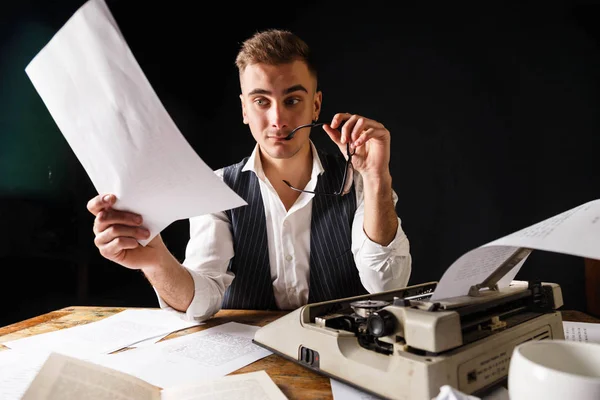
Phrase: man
[{"left": 87, "top": 29, "right": 412, "bottom": 322}]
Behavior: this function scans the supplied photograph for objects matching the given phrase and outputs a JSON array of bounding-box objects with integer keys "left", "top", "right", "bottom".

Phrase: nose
[{"left": 268, "top": 103, "right": 289, "bottom": 131}]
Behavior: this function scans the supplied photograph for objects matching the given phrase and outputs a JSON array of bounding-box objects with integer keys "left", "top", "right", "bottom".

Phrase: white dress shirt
[{"left": 156, "top": 141, "right": 412, "bottom": 322}]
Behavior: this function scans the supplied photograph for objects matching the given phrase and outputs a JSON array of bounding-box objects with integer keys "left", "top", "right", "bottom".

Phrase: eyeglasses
[{"left": 282, "top": 122, "right": 356, "bottom": 196}]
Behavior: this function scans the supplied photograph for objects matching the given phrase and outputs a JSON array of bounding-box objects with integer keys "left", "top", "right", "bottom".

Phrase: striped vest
[{"left": 221, "top": 150, "right": 368, "bottom": 309}]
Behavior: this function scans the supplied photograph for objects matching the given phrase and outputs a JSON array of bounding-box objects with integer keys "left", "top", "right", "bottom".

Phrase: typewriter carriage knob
[{"left": 367, "top": 309, "right": 395, "bottom": 338}]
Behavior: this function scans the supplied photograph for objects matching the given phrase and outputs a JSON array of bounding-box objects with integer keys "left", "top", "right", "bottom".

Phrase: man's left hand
[{"left": 322, "top": 113, "right": 391, "bottom": 181}]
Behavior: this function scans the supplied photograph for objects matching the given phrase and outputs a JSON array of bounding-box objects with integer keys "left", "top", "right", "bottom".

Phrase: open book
[{"left": 21, "top": 352, "right": 288, "bottom": 400}]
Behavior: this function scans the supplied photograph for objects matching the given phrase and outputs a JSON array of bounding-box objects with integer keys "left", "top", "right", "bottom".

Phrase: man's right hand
[{"left": 87, "top": 193, "right": 165, "bottom": 270}]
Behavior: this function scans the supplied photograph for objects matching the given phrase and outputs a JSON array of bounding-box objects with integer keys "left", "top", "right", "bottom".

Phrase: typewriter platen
[{"left": 253, "top": 280, "right": 564, "bottom": 400}]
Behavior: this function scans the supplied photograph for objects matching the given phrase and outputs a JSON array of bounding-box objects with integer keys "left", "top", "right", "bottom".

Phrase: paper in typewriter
[
  {"left": 431, "top": 199, "right": 600, "bottom": 300},
  {"left": 24, "top": 0, "right": 246, "bottom": 245}
]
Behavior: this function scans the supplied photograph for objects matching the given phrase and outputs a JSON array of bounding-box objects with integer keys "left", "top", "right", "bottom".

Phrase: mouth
[{"left": 268, "top": 136, "right": 291, "bottom": 142}]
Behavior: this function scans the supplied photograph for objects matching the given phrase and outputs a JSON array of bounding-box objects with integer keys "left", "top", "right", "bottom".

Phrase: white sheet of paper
[
  {"left": 563, "top": 321, "right": 600, "bottom": 344},
  {"left": 1, "top": 309, "right": 200, "bottom": 357},
  {"left": 431, "top": 199, "right": 600, "bottom": 300},
  {"left": 24, "top": 0, "right": 246, "bottom": 245},
  {"left": 430, "top": 245, "right": 530, "bottom": 300},
  {"left": 88, "top": 322, "right": 272, "bottom": 389},
  {"left": 21, "top": 351, "right": 161, "bottom": 400},
  {"left": 433, "top": 385, "right": 509, "bottom": 400},
  {"left": 330, "top": 380, "right": 508, "bottom": 400},
  {"left": 330, "top": 379, "right": 382, "bottom": 399},
  {"left": 160, "top": 370, "right": 288, "bottom": 400},
  {"left": 0, "top": 350, "right": 52, "bottom": 400}
]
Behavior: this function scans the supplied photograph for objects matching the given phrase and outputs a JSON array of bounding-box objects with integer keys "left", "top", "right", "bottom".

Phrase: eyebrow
[{"left": 247, "top": 84, "right": 309, "bottom": 97}]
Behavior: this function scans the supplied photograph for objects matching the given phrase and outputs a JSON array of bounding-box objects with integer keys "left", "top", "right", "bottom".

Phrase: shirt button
[
  {"left": 285, "top": 255, "right": 293, "bottom": 261},
  {"left": 283, "top": 220, "right": 289, "bottom": 227}
]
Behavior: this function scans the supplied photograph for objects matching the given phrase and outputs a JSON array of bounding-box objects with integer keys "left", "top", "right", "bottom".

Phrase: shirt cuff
[
  {"left": 355, "top": 219, "right": 408, "bottom": 273},
  {"left": 154, "top": 268, "right": 230, "bottom": 323}
]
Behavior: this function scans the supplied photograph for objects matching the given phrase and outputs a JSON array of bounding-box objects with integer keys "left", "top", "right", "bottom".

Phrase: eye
[
  {"left": 253, "top": 97, "right": 270, "bottom": 107},
  {"left": 285, "top": 97, "right": 301, "bottom": 106}
]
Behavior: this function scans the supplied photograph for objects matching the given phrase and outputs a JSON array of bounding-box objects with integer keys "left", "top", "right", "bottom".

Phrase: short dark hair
[{"left": 235, "top": 29, "right": 317, "bottom": 81}]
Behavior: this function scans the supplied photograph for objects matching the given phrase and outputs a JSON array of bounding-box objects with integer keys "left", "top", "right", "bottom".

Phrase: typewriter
[{"left": 253, "top": 248, "right": 564, "bottom": 400}]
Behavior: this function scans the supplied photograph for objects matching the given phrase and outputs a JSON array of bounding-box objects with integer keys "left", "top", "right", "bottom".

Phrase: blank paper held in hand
[{"left": 24, "top": 0, "right": 247, "bottom": 245}]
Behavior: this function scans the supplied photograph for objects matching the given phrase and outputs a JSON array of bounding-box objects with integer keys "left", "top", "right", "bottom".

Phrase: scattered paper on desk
[
  {"left": 88, "top": 322, "right": 272, "bottom": 388},
  {"left": 432, "top": 199, "right": 600, "bottom": 300},
  {"left": 161, "top": 370, "right": 288, "bottom": 400},
  {"left": 24, "top": 0, "right": 247, "bottom": 245},
  {"left": 0, "top": 349, "right": 51, "bottom": 400},
  {"left": 563, "top": 321, "right": 600, "bottom": 344},
  {"left": 1, "top": 309, "right": 201, "bottom": 357}
]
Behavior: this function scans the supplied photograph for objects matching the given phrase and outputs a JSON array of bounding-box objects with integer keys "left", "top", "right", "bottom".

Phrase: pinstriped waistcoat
[{"left": 221, "top": 150, "right": 368, "bottom": 310}]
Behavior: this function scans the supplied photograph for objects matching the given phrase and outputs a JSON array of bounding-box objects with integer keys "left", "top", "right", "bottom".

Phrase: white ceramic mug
[{"left": 508, "top": 339, "right": 600, "bottom": 400}]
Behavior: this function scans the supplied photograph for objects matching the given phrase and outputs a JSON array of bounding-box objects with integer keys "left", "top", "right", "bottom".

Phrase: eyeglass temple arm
[
  {"left": 285, "top": 122, "right": 325, "bottom": 140},
  {"left": 282, "top": 180, "right": 342, "bottom": 196}
]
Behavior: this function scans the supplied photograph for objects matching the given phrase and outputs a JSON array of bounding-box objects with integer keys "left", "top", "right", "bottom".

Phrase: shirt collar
[{"left": 242, "top": 140, "right": 325, "bottom": 183}]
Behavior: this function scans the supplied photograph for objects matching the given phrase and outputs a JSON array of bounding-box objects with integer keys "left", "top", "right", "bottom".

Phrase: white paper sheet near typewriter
[{"left": 254, "top": 199, "right": 600, "bottom": 400}]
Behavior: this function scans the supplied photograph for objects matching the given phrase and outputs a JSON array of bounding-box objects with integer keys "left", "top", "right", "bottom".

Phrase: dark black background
[{"left": 1, "top": 1, "right": 599, "bottom": 326}]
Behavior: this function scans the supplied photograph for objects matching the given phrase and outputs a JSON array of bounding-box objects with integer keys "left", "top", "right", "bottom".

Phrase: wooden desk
[{"left": 1, "top": 307, "right": 598, "bottom": 400}]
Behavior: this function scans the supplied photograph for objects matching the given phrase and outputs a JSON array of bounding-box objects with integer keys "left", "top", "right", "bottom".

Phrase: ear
[
  {"left": 313, "top": 90, "right": 323, "bottom": 121},
  {"left": 240, "top": 94, "right": 249, "bottom": 124}
]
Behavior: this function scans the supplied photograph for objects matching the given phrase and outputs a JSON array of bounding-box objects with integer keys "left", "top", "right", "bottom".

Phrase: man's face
[{"left": 239, "top": 60, "right": 322, "bottom": 160}]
